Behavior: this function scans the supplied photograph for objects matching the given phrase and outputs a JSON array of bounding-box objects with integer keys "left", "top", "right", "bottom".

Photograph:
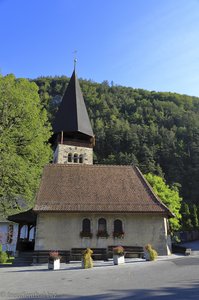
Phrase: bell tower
[{"left": 52, "top": 67, "right": 94, "bottom": 165}]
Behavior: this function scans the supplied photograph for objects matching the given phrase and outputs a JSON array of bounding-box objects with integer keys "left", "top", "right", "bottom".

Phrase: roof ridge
[{"left": 46, "top": 164, "right": 134, "bottom": 168}]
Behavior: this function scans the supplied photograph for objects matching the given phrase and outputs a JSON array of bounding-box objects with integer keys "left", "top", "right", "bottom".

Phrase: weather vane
[{"left": 73, "top": 50, "right": 77, "bottom": 70}]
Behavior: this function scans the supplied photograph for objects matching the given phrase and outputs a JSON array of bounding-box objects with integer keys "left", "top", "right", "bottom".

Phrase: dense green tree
[
  {"left": 191, "top": 204, "right": 199, "bottom": 229},
  {"left": 180, "top": 203, "right": 193, "bottom": 231},
  {"left": 0, "top": 75, "right": 52, "bottom": 216},
  {"left": 145, "top": 173, "right": 182, "bottom": 232},
  {"left": 32, "top": 75, "right": 199, "bottom": 204},
  {"left": 197, "top": 205, "right": 199, "bottom": 227}
]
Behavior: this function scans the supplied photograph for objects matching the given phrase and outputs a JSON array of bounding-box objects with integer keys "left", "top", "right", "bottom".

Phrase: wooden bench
[
  {"left": 91, "top": 248, "right": 108, "bottom": 261},
  {"left": 70, "top": 248, "right": 108, "bottom": 261},
  {"left": 108, "top": 246, "right": 144, "bottom": 259},
  {"left": 70, "top": 248, "right": 84, "bottom": 261},
  {"left": 124, "top": 246, "right": 144, "bottom": 258},
  {"left": 32, "top": 250, "right": 70, "bottom": 264}
]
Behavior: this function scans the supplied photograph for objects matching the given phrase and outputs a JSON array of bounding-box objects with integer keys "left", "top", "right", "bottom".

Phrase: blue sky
[{"left": 1, "top": 0, "right": 199, "bottom": 96}]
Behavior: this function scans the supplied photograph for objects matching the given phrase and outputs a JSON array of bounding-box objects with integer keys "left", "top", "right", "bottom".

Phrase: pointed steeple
[
  {"left": 53, "top": 70, "right": 94, "bottom": 138},
  {"left": 52, "top": 68, "right": 94, "bottom": 165}
]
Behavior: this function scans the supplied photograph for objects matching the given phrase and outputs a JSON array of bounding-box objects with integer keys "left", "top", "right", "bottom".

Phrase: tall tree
[
  {"left": 181, "top": 203, "right": 193, "bottom": 230},
  {"left": 145, "top": 173, "right": 182, "bottom": 232},
  {"left": 33, "top": 75, "right": 199, "bottom": 204},
  {"left": 0, "top": 75, "right": 52, "bottom": 215},
  {"left": 191, "top": 204, "right": 199, "bottom": 229}
]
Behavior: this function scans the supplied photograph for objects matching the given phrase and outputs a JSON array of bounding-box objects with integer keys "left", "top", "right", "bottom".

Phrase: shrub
[
  {"left": 82, "top": 248, "right": 93, "bottom": 269},
  {"left": 145, "top": 244, "right": 158, "bottom": 261},
  {"left": 0, "top": 251, "right": 8, "bottom": 264}
]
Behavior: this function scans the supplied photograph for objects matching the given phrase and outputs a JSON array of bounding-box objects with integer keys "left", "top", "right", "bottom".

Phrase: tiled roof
[{"left": 34, "top": 164, "right": 172, "bottom": 216}]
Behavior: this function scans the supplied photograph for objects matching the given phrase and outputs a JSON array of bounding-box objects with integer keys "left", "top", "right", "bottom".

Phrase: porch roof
[{"left": 7, "top": 209, "right": 37, "bottom": 225}]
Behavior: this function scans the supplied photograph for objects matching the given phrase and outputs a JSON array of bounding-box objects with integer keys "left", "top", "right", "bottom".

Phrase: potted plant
[
  {"left": 113, "top": 246, "right": 125, "bottom": 265},
  {"left": 82, "top": 248, "right": 93, "bottom": 269},
  {"left": 144, "top": 244, "right": 158, "bottom": 261},
  {"left": 48, "top": 251, "right": 61, "bottom": 270}
]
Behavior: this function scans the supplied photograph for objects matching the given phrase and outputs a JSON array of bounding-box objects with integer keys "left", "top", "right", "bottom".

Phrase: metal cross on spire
[{"left": 73, "top": 50, "right": 77, "bottom": 71}]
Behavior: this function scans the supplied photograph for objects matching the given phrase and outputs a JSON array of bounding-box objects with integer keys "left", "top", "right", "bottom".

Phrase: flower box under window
[
  {"left": 80, "top": 231, "right": 93, "bottom": 238},
  {"left": 96, "top": 230, "right": 109, "bottom": 238},
  {"left": 113, "top": 231, "right": 125, "bottom": 239}
]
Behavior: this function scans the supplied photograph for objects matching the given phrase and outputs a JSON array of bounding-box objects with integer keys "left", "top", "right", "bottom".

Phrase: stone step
[
  {"left": 13, "top": 253, "right": 34, "bottom": 266},
  {"left": 17, "top": 251, "right": 35, "bottom": 257},
  {"left": 13, "top": 260, "right": 32, "bottom": 266},
  {"left": 14, "top": 257, "right": 33, "bottom": 261},
  {"left": 13, "top": 262, "right": 32, "bottom": 266}
]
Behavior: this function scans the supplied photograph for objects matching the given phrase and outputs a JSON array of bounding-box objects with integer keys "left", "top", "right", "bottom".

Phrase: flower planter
[
  {"left": 48, "top": 258, "right": 60, "bottom": 270},
  {"left": 113, "top": 255, "right": 125, "bottom": 265},
  {"left": 96, "top": 230, "right": 109, "bottom": 239}
]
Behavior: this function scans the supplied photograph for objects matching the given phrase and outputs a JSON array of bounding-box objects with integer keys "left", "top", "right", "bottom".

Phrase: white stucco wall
[{"left": 35, "top": 213, "right": 171, "bottom": 255}]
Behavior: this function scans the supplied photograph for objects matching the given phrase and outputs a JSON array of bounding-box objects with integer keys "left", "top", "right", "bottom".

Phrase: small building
[
  {"left": 33, "top": 68, "right": 173, "bottom": 255},
  {"left": 7, "top": 209, "right": 36, "bottom": 252},
  {"left": 0, "top": 215, "right": 18, "bottom": 253}
]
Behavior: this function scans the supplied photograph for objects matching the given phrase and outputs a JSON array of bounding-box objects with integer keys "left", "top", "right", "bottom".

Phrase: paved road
[{"left": 0, "top": 255, "right": 199, "bottom": 300}]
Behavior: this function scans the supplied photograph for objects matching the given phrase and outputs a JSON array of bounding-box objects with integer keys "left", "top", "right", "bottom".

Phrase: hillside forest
[
  {"left": 34, "top": 75, "right": 199, "bottom": 207},
  {"left": 1, "top": 73, "right": 199, "bottom": 231}
]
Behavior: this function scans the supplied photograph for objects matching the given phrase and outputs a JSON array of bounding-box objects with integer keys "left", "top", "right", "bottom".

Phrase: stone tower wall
[{"left": 53, "top": 143, "right": 93, "bottom": 165}]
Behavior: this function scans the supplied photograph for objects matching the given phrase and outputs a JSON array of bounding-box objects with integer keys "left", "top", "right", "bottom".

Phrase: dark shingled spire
[{"left": 53, "top": 70, "right": 94, "bottom": 138}]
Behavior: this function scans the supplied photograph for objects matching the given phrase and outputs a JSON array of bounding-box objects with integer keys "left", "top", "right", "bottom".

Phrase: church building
[{"left": 33, "top": 68, "right": 172, "bottom": 255}]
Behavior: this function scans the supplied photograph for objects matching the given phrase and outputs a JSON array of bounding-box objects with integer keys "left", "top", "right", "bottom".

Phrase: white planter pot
[
  {"left": 113, "top": 255, "right": 125, "bottom": 265},
  {"left": 48, "top": 258, "right": 60, "bottom": 270}
]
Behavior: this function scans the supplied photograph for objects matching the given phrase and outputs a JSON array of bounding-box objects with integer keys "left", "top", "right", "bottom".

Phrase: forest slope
[{"left": 33, "top": 76, "right": 199, "bottom": 204}]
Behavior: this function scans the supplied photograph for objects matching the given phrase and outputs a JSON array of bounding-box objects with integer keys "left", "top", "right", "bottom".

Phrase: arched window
[
  {"left": 114, "top": 219, "right": 123, "bottom": 233},
  {"left": 68, "top": 153, "right": 72, "bottom": 163},
  {"left": 97, "top": 218, "right": 108, "bottom": 238},
  {"left": 74, "top": 153, "right": 78, "bottom": 163},
  {"left": 82, "top": 218, "right": 91, "bottom": 233},
  {"left": 80, "top": 218, "right": 92, "bottom": 238},
  {"left": 98, "top": 218, "right": 107, "bottom": 232},
  {"left": 79, "top": 154, "right": 83, "bottom": 163}
]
